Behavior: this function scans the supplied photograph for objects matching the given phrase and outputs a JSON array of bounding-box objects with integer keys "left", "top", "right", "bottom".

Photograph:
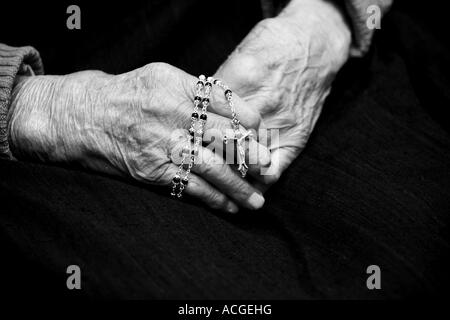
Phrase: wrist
[
  {"left": 9, "top": 72, "right": 105, "bottom": 164},
  {"left": 277, "top": 0, "right": 351, "bottom": 64},
  {"left": 9, "top": 75, "right": 61, "bottom": 160},
  {"left": 9, "top": 70, "right": 123, "bottom": 177}
]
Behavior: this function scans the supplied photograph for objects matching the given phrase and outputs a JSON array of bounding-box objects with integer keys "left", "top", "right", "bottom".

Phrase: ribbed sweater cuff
[{"left": 0, "top": 43, "right": 44, "bottom": 159}]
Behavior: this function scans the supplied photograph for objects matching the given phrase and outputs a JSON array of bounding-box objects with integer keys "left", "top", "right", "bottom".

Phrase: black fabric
[{"left": 1, "top": 0, "right": 449, "bottom": 299}]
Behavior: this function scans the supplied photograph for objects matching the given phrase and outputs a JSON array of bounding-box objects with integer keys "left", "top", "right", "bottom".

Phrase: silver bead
[{"left": 199, "top": 75, "right": 206, "bottom": 81}]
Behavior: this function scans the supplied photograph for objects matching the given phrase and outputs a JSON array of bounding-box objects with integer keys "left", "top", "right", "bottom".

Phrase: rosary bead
[
  {"left": 171, "top": 75, "right": 211, "bottom": 199},
  {"left": 224, "top": 89, "right": 232, "bottom": 96}
]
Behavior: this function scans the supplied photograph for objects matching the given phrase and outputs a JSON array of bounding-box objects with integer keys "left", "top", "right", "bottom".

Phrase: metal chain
[
  {"left": 212, "top": 78, "right": 250, "bottom": 177},
  {"left": 171, "top": 75, "right": 206, "bottom": 197}
]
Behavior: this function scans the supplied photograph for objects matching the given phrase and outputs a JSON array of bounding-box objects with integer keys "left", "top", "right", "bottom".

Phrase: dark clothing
[{"left": 1, "top": 0, "right": 449, "bottom": 298}]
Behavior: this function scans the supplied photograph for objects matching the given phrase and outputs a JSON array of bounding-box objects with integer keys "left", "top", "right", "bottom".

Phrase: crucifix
[{"left": 223, "top": 130, "right": 252, "bottom": 178}]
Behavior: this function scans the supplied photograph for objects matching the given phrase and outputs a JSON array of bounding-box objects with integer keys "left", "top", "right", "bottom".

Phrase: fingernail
[
  {"left": 226, "top": 201, "right": 239, "bottom": 214},
  {"left": 247, "top": 192, "right": 265, "bottom": 210}
]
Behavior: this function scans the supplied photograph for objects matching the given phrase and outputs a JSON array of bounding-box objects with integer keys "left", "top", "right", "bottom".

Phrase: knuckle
[
  {"left": 247, "top": 113, "right": 261, "bottom": 129},
  {"left": 208, "top": 118, "right": 228, "bottom": 135},
  {"left": 187, "top": 177, "right": 200, "bottom": 189},
  {"left": 256, "top": 17, "right": 279, "bottom": 30},
  {"left": 255, "top": 18, "right": 305, "bottom": 56},
  {"left": 226, "top": 54, "right": 262, "bottom": 85},
  {"left": 201, "top": 163, "right": 215, "bottom": 177},
  {"left": 142, "top": 62, "right": 170, "bottom": 74},
  {"left": 201, "top": 157, "right": 222, "bottom": 177},
  {"left": 232, "top": 179, "right": 253, "bottom": 200},
  {"left": 256, "top": 17, "right": 294, "bottom": 39},
  {"left": 139, "top": 62, "right": 179, "bottom": 86},
  {"left": 208, "top": 192, "right": 227, "bottom": 209}
]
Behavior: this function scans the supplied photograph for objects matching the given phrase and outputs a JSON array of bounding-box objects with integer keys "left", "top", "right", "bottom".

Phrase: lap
[{"left": 1, "top": 1, "right": 449, "bottom": 299}]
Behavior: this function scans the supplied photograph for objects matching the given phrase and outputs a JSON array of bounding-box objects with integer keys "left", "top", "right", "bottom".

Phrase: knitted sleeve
[{"left": 0, "top": 43, "right": 44, "bottom": 159}]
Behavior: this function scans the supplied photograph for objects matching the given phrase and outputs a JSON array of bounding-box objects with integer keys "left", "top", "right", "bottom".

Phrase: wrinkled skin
[
  {"left": 215, "top": 0, "right": 351, "bottom": 188},
  {"left": 8, "top": 0, "right": 352, "bottom": 212},
  {"left": 8, "top": 63, "right": 270, "bottom": 212}
]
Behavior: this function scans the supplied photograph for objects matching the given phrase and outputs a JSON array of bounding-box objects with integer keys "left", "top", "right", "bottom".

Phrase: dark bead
[
  {"left": 196, "top": 81, "right": 203, "bottom": 86},
  {"left": 190, "top": 130, "right": 195, "bottom": 136},
  {"left": 224, "top": 89, "right": 232, "bottom": 96},
  {"left": 202, "top": 97, "right": 209, "bottom": 104},
  {"left": 205, "top": 82, "right": 212, "bottom": 87},
  {"left": 172, "top": 175, "right": 181, "bottom": 183},
  {"left": 200, "top": 114, "right": 207, "bottom": 121},
  {"left": 191, "top": 149, "right": 195, "bottom": 155},
  {"left": 181, "top": 178, "right": 189, "bottom": 185},
  {"left": 191, "top": 112, "right": 199, "bottom": 119},
  {"left": 194, "top": 96, "right": 202, "bottom": 102},
  {"left": 190, "top": 136, "right": 194, "bottom": 143},
  {"left": 213, "top": 79, "right": 218, "bottom": 84}
]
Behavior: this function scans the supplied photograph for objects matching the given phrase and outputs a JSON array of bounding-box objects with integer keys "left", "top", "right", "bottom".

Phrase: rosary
[{"left": 171, "top": 75, "right": 251, "bottom": 198}]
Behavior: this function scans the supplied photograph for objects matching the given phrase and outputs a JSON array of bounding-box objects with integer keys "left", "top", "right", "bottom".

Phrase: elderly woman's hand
[
  {"left": 215, "top": 0, "right": 351, "bottom": 188},
  {"left": 8, "top": 63, "right": 271, "bottom": 212}
]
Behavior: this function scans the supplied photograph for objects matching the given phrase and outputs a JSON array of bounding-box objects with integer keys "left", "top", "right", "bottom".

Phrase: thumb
[{"left": 258, "top": 147, "right": 299, "bottom": 186}]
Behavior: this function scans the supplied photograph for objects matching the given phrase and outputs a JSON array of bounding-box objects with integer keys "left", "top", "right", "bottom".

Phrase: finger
[
  {"left": 214, "top": 55, "right": 262, "bottom": 97},
  {"left": 251, "top": 181, "right": 271, "bottom": 195},
  {"left": 182, "top": 72, "right": 261, "bottom": 130},
  {"left": 258, "top": 147, "right": 297, "bottom": 185},
  {"left": 192, "top": 146, "right": 265, "bottom": 210},
  {"left": 164, "top": 163, "right": 239, "bottom": 214},
  {"left": 171, "top": 111, "right": 272, "bottom": 178},
  {"left": 245, "top": 135, "right": 273, "bottom": 181},
  {"left": 203, "top": 113, "right": 271, "bottom": 168},
  {"left": 184, "top": 173, "right": 239, "bottom": 214},
  {"left": 207, "top": 84, "right": 262, "bottom": 130}
]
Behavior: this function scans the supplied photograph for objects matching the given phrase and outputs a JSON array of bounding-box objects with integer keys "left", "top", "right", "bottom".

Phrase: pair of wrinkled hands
[{"left": 8, "top": 0, "right": 351, "bottom": 213}]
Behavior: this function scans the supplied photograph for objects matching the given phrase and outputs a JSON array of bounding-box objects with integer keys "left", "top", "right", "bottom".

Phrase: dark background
[{"left": 1, "top": 0, "right": 450, "bottom": 299}]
